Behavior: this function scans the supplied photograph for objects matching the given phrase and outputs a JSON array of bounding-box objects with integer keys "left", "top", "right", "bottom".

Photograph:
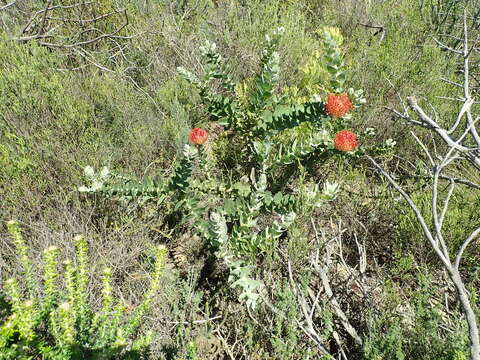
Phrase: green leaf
[
  {"left": 223, "top": 199, "right": 237, "bottom": 217},
  {"left": 233, "top": 182, "right": 251, "bottom": 197}
]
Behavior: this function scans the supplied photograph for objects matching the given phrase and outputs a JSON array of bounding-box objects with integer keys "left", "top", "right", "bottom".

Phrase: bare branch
[
  {"left": 411, "top": 131, "right": 435, "bottom": 166},
  {"left": 20, "top": 1, "right": 95, "bottom": 35},
  {"left": 440, "top": 77, "right": 463, "bottom": 88},
  {"left": 462, "top": 9, "right": 480, "bottom": 146},
  {"left": 384, "top": 106, "right": 427, "bottom": 127},
  {"left": 45, "top": 10, "right": 123, "bottom": 24},
  {"left": 448, "top": 96, "right": 474, "bottom": 134},
  {"left": 16, "top": 9, "right": 131, "bottom": 48},
  {"left": 437, "top": 174, "right": 480, "bottom": 190},
  {"left": 433, "top": 37, "right": 462, "bottom": 54},
  {"left": 455, "top": 226, "right": 480, "bottom": 270},
  {"left": 11, "top": 1, "right": 132, "bottom": 73},
  {"left": 438, "top": 179, "right": 455, "bottom": 229},
  {"left": 367, "top": 156, "right": 451, "bottom": 267},
  {"left": 358, "top": 22, "right": 386, "bottom": 43},
  {"left": 0, "top": 0, "right": 18, "bottom": 11},
  {"left": 432, "top": 166, "right": 450, "bottom": 257},
  {"left": 407, "top": 97, "right": 480, "bottom": 159},
  {"left": 436, "top": 96, "right": 466, "bottom": 102},
  {"left": 311, "top": 264, "right": 363, "bottom": 346},
  {"left": 285, "top": 260, "right": 332, "bottom": 356},
  {"left": 375, "top": 12, "right": 480, "bottom": 357},
  {"left": 311, "top": 221, "right": 363, "bottom": 346}
]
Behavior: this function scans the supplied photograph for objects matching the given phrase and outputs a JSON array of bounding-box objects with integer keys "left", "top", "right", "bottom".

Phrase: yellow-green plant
[{"left": 0, "top": 220, "right": 167, "bottom": 360}]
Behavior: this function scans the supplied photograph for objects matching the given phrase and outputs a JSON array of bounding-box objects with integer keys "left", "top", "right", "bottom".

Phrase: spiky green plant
[{"left": 0, "top": 221, "right": 167, "bottom": 360}]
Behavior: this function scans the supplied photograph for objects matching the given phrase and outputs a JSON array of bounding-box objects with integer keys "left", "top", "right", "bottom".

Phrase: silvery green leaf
[
  {"left": 78, "top": 186, "right": 91, "bottom": 192},
  {"left": 253, "top": 140, "right": 272, "bottom": 158},
  {"left": 323, "top": 180, "right": 340, "bottom": 200},
  {"left": 84, "top": 166, "right": 95, "bottom": 179},
  {"left": 199, "top": 40, "right": 216, "bottom": 56},
  {"left": 283, "top": 212, "right": 297, "bottom": 226},
  {"left": 100, "top": 167, "right": 110, "bottom": 179},
  {"left": 210, "top": 212, "right": 228, "bottom": 245},
  {"left": 386, "top": 138, "right": 397, "bottom": 147},
  {"left": 183, "top": 143, "right": 198, "bottom": 158},
  {"left": 256, "top": 173, "right": 267, "bottom": 192},
  {"left": 273, "top": 26, "right": 285, "bottom": 36},
  {"left": 253, "top": 141, "right": 262, "bottom": 155},
  {"left": 177, "top": 67, "right": 198, "bottom": 83},
  {"left": 91, "top": 180, "right": 103, "bottom": 191},
  {"left": 316, "top": 129, "right": 331, "bottom": 144},
  {"left": 249, "top": 168, "right": 256, "bottom": 185}
]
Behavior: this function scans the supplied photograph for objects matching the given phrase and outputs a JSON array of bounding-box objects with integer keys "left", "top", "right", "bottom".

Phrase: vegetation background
[{"left": 0, "top": 0, "right": 479, "bottom": 359}]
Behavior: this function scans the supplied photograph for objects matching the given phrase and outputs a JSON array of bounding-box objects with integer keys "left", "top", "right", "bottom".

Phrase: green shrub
[
  {"left": 396, "top": 184, "right": 480, "bottom": 267},
  {"left": 0, "top": 220, "right": 167, "bottom": 360},
  {"left": 0, "top": 39, "right": 170, "bottom": 221},
  {"left": 363, "top": 273, "right": 469, "bottom": 360},
  {"left": 321, "top": 0, "right": 458, "bottom": 151}
]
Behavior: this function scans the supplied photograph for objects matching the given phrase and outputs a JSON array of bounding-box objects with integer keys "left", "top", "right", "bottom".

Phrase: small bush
[
  {"left": 363, "top": 273, "right": 469, "bottom": 360},
  {"left": 0, "top": 220, "right": 167, "bottom": 360}
]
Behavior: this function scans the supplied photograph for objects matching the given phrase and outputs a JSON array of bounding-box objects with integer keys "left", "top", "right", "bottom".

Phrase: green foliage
[
  {"left": 419, "top": 0, "right": 478, "bottom": 37},
  {"left": 0, "top": 40, "right": 88, "bottom": 200},
  {"left": 0, "top": 128, "right": 35, "bottom": 181},
  {"left": 177, "top": 28, "right": 350, "bottom": 143},
  {"left": 2, "top": 0, "right": 478, "bottom": 358},
  {"left": 177, "top": 26, "right": 389, "bottom": 176},
  {"left": 79, "top": 26, "right": 390, "bottom": 311},
  {"left": 0, "top": 36, "right": 174, "bottom": 222},
  {"left": 269, "top": 287, "right": 303, "bottom": 358},
  {"left": 322, "top": 27, "right": 347, "bottom": 93},
  {"left": 78, "top": 143, "right": 199, "bottom": 202},
  {"left": 363, "top": 273, "right": 469, "bottom": 360},
  {"left": 1, "top": 221, "right": 167, "bottom": 360},
  {"left": 396, "top": 185, "right": 480, "bottom": 265}
]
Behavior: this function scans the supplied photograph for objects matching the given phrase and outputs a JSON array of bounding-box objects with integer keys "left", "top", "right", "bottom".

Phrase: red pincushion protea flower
[
  {"left": 189, "top": 128, "right": 208, "bottom": 145},
  {"left": 325, "top": 92, "right": 353, "bottom": 118},
  {"left": 334, "top": 130, "right": 358, "bottom": 152}
]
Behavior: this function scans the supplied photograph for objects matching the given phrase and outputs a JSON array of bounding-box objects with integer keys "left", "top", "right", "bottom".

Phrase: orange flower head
[
  {"left": 325, "top": 92, "right": 353, "bottom": 118},
  {"left": 334, "top": 130, "right": 358, "bottom": 152},
  {"left": 189, "top": 128, "right": 208, "bottom": 145}
]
